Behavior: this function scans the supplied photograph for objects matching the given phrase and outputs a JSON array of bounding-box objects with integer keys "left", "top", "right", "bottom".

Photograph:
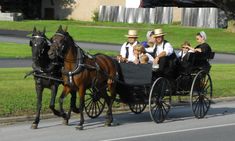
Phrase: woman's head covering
[
  {"left": 198, "top": 31, "right": 207, "bottom": 41},
  {"left": 146, "top": 30, "right": 154, "bottom": 40}
]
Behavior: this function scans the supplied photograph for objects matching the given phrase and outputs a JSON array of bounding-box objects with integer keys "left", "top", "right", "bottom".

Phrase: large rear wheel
[
  {"left": 149, "top": 77, "right": 172, "bottom": 123},
  {"left": 190, "top": 70, "right": 212, "bottom": 118}
]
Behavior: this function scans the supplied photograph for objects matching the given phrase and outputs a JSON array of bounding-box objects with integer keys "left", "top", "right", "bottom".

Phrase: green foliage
[{"left": 92, "top": 10, "right": 99, "bottom": 22}]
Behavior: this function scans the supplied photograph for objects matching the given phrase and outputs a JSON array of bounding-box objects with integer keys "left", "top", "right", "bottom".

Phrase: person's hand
[
  {"left": 133, "top": 59, "right": 139, "bottom": 64},
  {"left": 154, "top": 56, "right": 159, "bottom": 64}
]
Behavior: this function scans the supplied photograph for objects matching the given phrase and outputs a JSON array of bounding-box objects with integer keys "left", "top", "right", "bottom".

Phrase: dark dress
[{"left": 194, "top": 42, "right": 212, "bottom": 72}]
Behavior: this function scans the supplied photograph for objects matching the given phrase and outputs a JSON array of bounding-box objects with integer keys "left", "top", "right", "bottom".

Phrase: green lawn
[
  {"left": 0, "top": 42, "right": 119, "bottom": 58},
  {"left": 0, "top": 64, "right": 234, "bottom": 117},
  {"left": 0, "top": 20, "right": 235, "bottom": 55}
]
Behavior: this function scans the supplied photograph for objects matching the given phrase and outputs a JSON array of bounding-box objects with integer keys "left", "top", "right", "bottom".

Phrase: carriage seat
[
  {"left": 179, "top": 52, "right": 215, "bottom": 74},
  {"left": 118, "top": 63, "right": 152, "bottom": 86}
]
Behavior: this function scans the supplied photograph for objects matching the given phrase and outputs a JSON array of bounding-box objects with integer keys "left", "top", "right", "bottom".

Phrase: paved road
[
  {"left": 0, "top": 35, "right": 235, "bottom": 68},
  {"left": 1, "top": 100, "right": 235, "bottom": 141}
]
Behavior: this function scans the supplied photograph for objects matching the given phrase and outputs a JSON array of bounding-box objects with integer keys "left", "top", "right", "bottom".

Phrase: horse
[
  {"left": 48, "top": 26, "right": 117, "bottom": 130},
  {"left": 28, "top": 27, "right": 79, "bottom": 129}
]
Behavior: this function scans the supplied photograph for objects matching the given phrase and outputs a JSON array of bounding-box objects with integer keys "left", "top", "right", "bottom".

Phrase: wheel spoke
[
  {"left": 94, "top": 102, "right": 97, "bottom": 116},
  {"left": 88, "top": 102, "right": 94, "bottom": 116},
  {"left": 85, "top": 98, "right": 93, "bottom": 109}
]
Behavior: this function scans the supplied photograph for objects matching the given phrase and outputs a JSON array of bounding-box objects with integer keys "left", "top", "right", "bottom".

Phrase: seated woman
[
  {"left": 141, "top": 31, "right": 156, "bottom": 58},
  {"left": 184, "top": 31, "right": 212, "bottom": 72}
]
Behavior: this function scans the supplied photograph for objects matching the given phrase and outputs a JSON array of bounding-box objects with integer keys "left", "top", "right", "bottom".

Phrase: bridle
[
  {"left": 51, "top": 32, "right": 68, "bottom": 60},
  {"left": 30, "top": 34, "right": 51, "bottom": 61}
]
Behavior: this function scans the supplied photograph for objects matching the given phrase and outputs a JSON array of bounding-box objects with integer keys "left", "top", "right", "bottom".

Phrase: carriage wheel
[
  {"left": 129, "top": 103, "right": 147, "bottom": 114},
  {"left": 149, "top": 77, "right": 172, "bottom": 123},
  {"left": 85, "top": 88, "right": 106, "bottom": 118},
  {"left": 190, "top": 70, "right": 212, "bottom": 119}
]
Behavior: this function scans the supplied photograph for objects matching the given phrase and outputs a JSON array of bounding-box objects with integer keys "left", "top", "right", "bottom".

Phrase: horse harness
[{"left": 62, "top": 45, "right": 108, "bottom": 88}]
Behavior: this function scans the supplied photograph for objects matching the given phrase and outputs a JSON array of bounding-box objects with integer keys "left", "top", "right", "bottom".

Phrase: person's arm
[
  {"left": 120, "top": 42, "right": 127, "bottom": 58},
  {"left": 185, "top": 45, "right": 202, "bottom": 52},
  {"left": 154, "top": 51, "right": 166, "bottom": 64},
  {"left": 154, "top": 43, "right": 173, "bottom": 64},
  {"left": 145, "top": 53, "right": 153, "bottom": 63}
]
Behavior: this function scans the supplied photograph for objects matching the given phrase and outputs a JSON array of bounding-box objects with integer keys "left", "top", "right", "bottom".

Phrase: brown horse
[{"left": 48, "top": 26, "right": 117, "bottom": 129}]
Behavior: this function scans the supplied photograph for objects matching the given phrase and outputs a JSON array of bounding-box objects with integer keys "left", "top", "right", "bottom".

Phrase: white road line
[{"left": 101, "top": 123, "right": 235, "bottom": 141}]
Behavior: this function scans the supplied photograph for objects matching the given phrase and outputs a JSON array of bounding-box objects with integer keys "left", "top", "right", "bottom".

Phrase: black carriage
[{"left": 85, "top": 52, "right": 215, "bottom": 123}]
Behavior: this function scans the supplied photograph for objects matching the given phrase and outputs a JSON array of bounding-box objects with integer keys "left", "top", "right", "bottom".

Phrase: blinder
[{"left": 30, "top": 35, "right": 50, "bottom": 60}]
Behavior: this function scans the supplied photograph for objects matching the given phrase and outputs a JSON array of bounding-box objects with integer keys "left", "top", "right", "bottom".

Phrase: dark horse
[
  {"left": 48, "top": 26, "right": 117, "bottom": 130},
  {"left": 28, "top": 27, "right": 79, "bottom": 129}
]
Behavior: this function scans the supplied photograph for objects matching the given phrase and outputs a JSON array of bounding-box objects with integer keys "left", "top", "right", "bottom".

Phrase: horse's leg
[
  {"left": 31, "top": 81, "right": 43, "bottom": 129},
  {"left": 49, "top": 83, "right": 60, "bottom": 116},
  {"left": 59, "top": 86, "right": 70, "bottom": 125},
  {"left": 70, "top": 90, "right": 80, "bottom": 113},
  {"left": 66, "top": 90, "right": 80, "bottom": 124},
  {"left": 76, "top": 86, "right": 85, "bottom": 130},
  {"left": 105, "top": 80, "right": 117, "bottom": 126}
]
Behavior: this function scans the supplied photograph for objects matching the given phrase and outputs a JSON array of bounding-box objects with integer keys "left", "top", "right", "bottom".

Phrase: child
[
  {"left": 140, "top": 54, "right": 149, "bottom": 64},
  {"left": 131, "top": 44, "right": 153, "bottom": 64},
  {"left": 178, "top": 41, "right": 191, "bottom": 61}
]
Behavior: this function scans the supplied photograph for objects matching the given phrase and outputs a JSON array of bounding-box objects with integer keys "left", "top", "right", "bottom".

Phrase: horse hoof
[
  {"left": 72, "top": 108, "right": 80, "bottom": 113},
  {"left": 63, "top": 119, "right": 69, "bottom": 125},
  {"left": 31, "top": 123, "right": 38, "bottom": 129},
  {"left": 105, "top": 122, "right": 120, "bottom": 127},
  {"left": 105, "top": 122, "right": 112, "bottom": 127},
  {"left": 75, "top": 125, "right": 83, "bottom": 130}
]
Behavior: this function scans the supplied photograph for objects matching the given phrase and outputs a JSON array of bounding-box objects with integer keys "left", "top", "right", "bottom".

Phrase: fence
[
  {"left": 98, "top": 5, "right": 227, "bottom": 28},
  {"left": 98, "top": 5, "right": 173, "bottom": 24}
]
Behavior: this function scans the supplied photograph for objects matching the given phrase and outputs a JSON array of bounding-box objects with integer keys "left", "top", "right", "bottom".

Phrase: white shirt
[
  {"left": 178, "top": 51, "right": 187, "bottom": 59},
  {"left": 120, "top": 41, "right": 138, "bottom": 62},
  {"left": 154, "top": 41, "right": 173, "bottom": 57},
  {"left": 177, "top": 50, "right": 193, "bottom": 60},
  {"left": 145, "top": 46, "right": 156, "bottom": 54}
]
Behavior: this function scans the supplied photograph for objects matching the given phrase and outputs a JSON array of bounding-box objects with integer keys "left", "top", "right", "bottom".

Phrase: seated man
[
  {"left": 152, "top": 28, "right": 177, "bottom": 78},
  {"left": 119, "top": 29, "right": 139, "bottom": 63}
]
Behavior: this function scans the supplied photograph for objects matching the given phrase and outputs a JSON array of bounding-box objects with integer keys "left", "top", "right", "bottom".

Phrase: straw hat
[
  {"left": 153, "top": 28, "right": 166, "bottom": 37},
  {"left": 125, "top": 30, "right": 138, "bottom": 38}
]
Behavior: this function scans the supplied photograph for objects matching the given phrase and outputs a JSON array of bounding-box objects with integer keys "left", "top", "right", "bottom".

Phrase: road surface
[{"left": 1, "top": 100, "right": 235, "bottom": 141}]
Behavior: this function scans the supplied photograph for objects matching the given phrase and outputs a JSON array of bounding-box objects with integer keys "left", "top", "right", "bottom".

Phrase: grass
[
  {"left": 0, "top": 64, "right": 234, "bottom": 117},
  {"left": 0, "top": 20, "right": 235, "bottom": 54},
  {"left": 0, "top": 42, "right": 119, "bottom": 58},
  {"left": 0, "top": 42, "right": 31, "bottom": 58}
]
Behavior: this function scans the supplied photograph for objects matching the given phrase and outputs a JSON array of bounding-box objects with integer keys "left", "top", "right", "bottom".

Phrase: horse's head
[
  {"left": 30, "top": 27, "right": 49, "bottom": 62},
  {"left": 48, "top": 25, "right": 70, "bottom": 60}
]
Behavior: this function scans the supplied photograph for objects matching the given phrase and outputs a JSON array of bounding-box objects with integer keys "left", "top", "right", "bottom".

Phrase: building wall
[
  {"left": 42, "top": 0, "right": 125, "bottom": 21},
  {"left": 173, "top": 7, "right": 181, "bottom": 22}
]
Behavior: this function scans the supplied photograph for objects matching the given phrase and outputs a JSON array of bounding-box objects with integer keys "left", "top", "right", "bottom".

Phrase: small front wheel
[
  {"left": 129, "top": 103, "right": 147, "bottom": 114},
  {"left": 85, "top": 88, "right": 105, "bottom": 118}
]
